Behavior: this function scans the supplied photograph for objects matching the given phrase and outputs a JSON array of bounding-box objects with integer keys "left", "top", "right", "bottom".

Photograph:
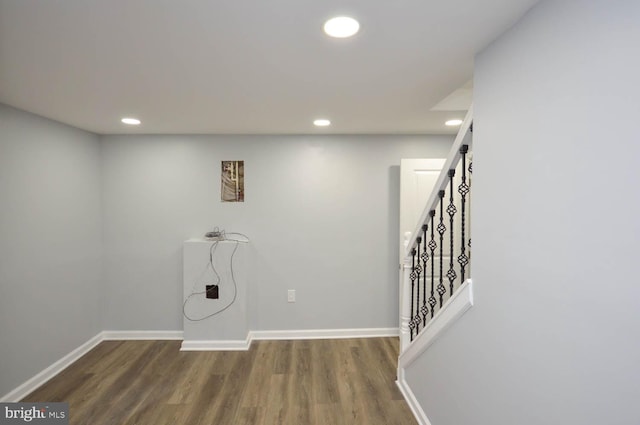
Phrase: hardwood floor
[{"left": 22, "top": 337, "right": 417, "bottom": 425}]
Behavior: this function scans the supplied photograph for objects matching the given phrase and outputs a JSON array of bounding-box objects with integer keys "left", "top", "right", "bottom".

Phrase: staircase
[{"left": 396, "top": 107, "right": 475, "bottom": 424}]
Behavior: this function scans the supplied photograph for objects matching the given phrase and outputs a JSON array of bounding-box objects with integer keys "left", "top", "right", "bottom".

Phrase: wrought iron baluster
[
  {"left": 421, "top": 224, "right": 429, "bottom": 326},
  {"left": 468, "top": 154, "right": 472, "bottom": 251},
  {"left": 414, "top": 237, "right": 422, "bottom": 335},
  {"left": 458, "top": 145, "right": 470, "bottom": 283},
  {"left": 446, "top": 170, "right": 457, "bottom": 296},
  {"left": 428, "top": 211, "right": 437, "bottom": 318},
  {"left": 436, "top": 191, "right": 446, "bottom": 307},
  {"left": 409, "top": 248, "right": 417, "bottom": 340}
]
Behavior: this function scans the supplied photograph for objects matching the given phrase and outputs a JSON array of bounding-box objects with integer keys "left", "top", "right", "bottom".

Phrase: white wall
[
  {"left": 405, "top": 1, "right": 640, "bottom": 424},
  {"left": 100, "top": 134, "right": 452, "bottom": 331},
  {"left": 0, "top": 104, "right": 103, "bottom": 398}
]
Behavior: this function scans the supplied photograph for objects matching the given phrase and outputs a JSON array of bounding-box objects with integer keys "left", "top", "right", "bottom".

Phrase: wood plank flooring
[{"left": 22, "top": 337, "right": 417, "bottom": 425}]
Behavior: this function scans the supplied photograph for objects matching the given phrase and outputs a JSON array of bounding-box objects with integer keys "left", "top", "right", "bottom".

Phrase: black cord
[{"left": 182, "top": 233, "right": 248, "bottom": 321}]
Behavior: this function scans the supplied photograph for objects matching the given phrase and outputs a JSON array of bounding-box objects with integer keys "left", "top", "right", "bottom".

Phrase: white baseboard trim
[
  {"left": 399, "top": 279, "right": 473, "bottom": 369},
  {"left": 250, "top": 327, "right": 399, "bottom": 341},
  {"left": 101, "top": 330, "right": 184, "bottom": 340},
  {"left": 180, "top": 337, "right": 251, "bottom": 351},
  {"left": 396, "top": 376, "right": 433, "bottom": 425},
  {"left": 0, "top": 332, "right": 103, "bottom": 403}
]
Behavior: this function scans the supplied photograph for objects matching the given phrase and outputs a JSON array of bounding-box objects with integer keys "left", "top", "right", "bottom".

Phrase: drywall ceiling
[{"left": 0, "top": 0, "right": 538, "bottom": 135}]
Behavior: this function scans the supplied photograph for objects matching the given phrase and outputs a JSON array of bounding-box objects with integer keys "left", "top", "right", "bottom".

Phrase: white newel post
[{"left": 400, "top": 257, "right": 412, "bottom": 352}]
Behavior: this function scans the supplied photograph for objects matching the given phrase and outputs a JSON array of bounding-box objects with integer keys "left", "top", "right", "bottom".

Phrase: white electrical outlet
[{"left": 287, "top": 289, "right": 296, "bottom": 303}]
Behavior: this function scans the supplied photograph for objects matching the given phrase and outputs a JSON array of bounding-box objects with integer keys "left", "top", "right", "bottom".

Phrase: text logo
[{"left": 0, "top": 403, "right": 68, "bottom": 424}]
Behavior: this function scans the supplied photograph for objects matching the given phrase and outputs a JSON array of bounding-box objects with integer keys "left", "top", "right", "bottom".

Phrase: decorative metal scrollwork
[
  {"left": 437, "top": 191, "right": 446, "bottom": 307},
  {"left": 447, "top": 170, "right": 456, "bottom": 296},
  {"left": 446, "top": 268, "right": 457, "bottom": 283},
  {"left": 410, "top": 248, "right": 416, "bottom": 340},
  {"left": 421, "top": 225, "right": 428, "bottom": 329},
  {"left": 429, "top": 210, "right": 437, "bottom": 319},
  {"left": 458, "top": 145, "right": 469, "bottom": 283}
]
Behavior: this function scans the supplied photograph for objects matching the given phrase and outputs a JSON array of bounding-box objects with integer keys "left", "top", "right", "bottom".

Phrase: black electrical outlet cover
[{"left": 206, "top": 285, "right": 219, "bottom": 299}]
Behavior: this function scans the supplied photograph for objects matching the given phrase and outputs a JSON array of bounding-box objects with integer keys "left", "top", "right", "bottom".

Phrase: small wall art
[{"left": 221, "top": 160, "right": 244, "bottom": 202}]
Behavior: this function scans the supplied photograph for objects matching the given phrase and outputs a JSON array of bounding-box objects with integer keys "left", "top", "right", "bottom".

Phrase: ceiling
[{"left": 0, "top": 0, "right": 538, "bottom": 135}]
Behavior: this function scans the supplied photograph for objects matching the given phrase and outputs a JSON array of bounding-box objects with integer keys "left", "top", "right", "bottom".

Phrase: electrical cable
[
  {"left": 223, "top": 231, "right": 249, "bottom": 243},
  {"left": 186, "top": 240, "right": 221, "bottom": 298},
  {"left": 182, "top": 230, "right": 249, "bottom": 321}
]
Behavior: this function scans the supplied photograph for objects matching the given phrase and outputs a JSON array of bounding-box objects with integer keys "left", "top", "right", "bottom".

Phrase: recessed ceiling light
[
  {"left": 121, "top": 117, "right": 141, "bottom": 125},
  {"left": 323, "top": 16, "right": 360, "bottom": 38},
  {"left": 314, "top": 119, "right": 331, "bottom": 127},
  {"left": 445, "top": 119, "right": 463, "bottom": 126}
]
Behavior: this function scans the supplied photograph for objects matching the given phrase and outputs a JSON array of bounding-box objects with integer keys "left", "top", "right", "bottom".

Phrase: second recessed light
[
  {"left": 314, "top": 119, "right": 331, "bottom": 127},
  {"left": 324, "top": 16, "right": 360, "bottom": 38},
  {"left": 121, "top": 117, "right": 141, "bottom": 125}
]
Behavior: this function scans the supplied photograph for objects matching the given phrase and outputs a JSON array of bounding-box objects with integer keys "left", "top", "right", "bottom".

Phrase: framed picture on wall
[{"left": 221, "top": 160, "right": 244, "bottom": 202}]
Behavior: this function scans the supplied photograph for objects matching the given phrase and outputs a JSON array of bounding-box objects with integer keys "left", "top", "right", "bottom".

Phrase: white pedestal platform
[{"left": 182, "top": 238, "right": 250, "bottom": 350}]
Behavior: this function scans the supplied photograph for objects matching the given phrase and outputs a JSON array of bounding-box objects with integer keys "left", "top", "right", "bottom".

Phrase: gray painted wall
[
  {"left": 405, "top": 1, "right": 640, "bottom": 424},
  {"left": 0, "top": 104, "right": 103, "bottom": 397},
  {"left": 100, "top": 134, "right": 452, "bottom": 331}
]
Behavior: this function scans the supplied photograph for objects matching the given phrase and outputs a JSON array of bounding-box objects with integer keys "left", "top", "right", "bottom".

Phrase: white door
[{"left": 399, "top": 158, "right": 446, "bottom": 263}]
